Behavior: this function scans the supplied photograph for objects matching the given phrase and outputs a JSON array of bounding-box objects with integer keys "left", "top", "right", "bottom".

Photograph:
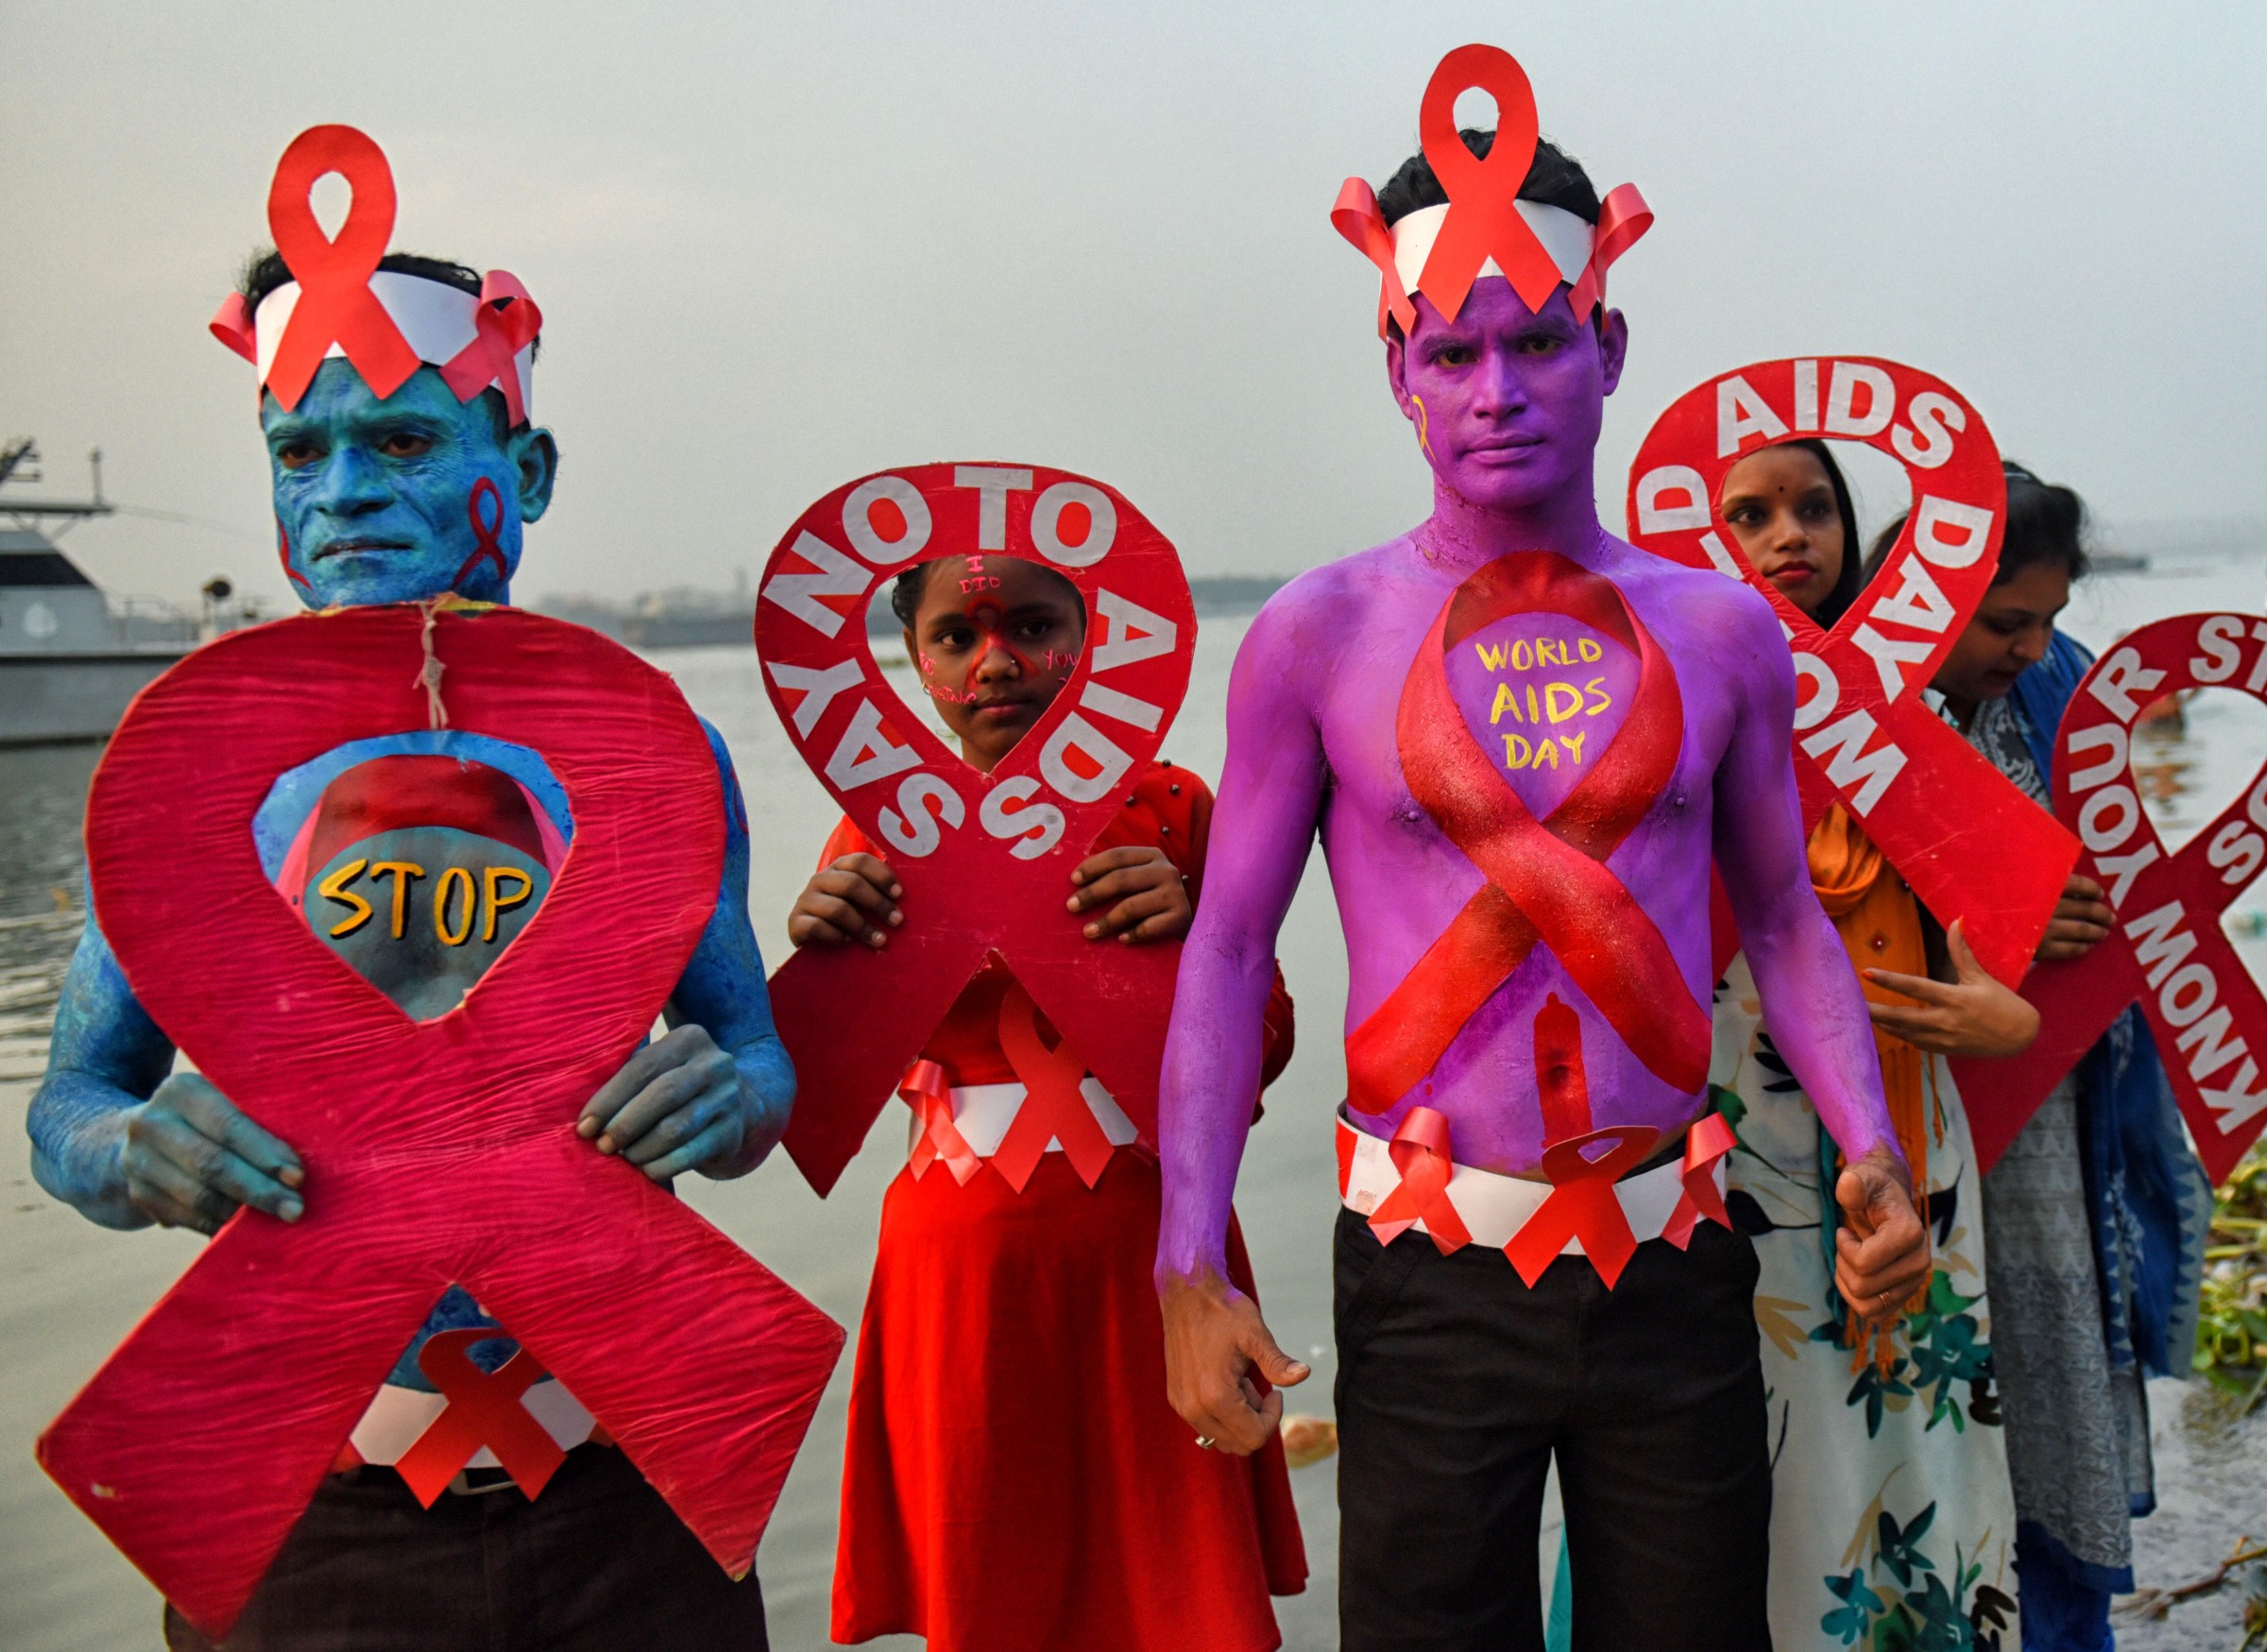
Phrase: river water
[{"left": 4, "top": 554, "right": 2264, "bottom": 1650}]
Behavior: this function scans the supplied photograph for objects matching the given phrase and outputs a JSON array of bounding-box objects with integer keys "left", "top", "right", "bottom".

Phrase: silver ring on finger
[{"left": 1194, "top": 1436, "right": 1215, "bottom": 1450}]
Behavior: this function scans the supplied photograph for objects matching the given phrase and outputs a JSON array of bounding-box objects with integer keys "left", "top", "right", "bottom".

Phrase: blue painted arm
[
  {"left": 664, "top": 720, "right": 794, "bottom": 1177},
  {"left": 27, "top": 906, "right": 179, "bottom": 1229}
]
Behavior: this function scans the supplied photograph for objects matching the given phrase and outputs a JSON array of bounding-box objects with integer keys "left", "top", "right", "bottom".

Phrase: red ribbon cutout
[
  {"left": 1501, "top": 996, "right": 1659, "bottom": 1286},
  {"left": 209, "top": 292, "right": 258, "bottom": 364},
  {"left": 900, "top": 1058, "right": 981, "bottom": 1185},
  {"left": 439, "top": 270, "right": 542, "bottom": 428},
  {"left": 1564, "top": 182, "right": 1653, "bottom": 324},
  {"left": 261, "top": 126, "right": 422, "bottom": 414},
  {"left": 454, "top": 477, "right": 510, "bottom": 589},
  {"left": 1364, "top": 1105, "right": 1474, "bottom": 1254},
  {"left": 391, "top": 1327, "right": 567, "bottom": 1507},
  {"left": 991, "top": 979, "right": 1118, "bottom": 1192},
  {"left": 1331, "top": 178, "right": 1418, "bottom": 340},
  {"left": 36, "top": 607, "right": 845, "bottom": 1638},
  {"left": 1345, "top": 552, "right": 1711, "bottom": 1114},
  {"left": 1953, "top": 613, "right": 2267, "bottom": 1183},
  {"left": 1625, "top": 358, "right": 2076, "bottom": 989},
  {"left": 1414, "top": 44, "right": 1564, "bottom": 322},
  {"left": 1661, "top": 1110, "right": 1736, "bottom": 1250},
  {"left": 760, "top": 465, "right": 1197, "bottom": 1199}
]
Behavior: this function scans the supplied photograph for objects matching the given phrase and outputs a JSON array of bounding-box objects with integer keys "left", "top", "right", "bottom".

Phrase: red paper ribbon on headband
[
  {"left": 1332, "top": 178, "right": 1418, "bottom": 339},
  {"left": 1333, "top": 44, "right": 1652, "bottom": 336},
  {"left": 262, "top": 125, "right": 422, "bottom": 414},
  {"left": 1565, "top": 182, "right": 1653, "bottom": 322},
  {"left": 1415, "top": 43, "right": 1562, "bottom": 321},
  {"left": 1344, "top": 551, "right": 1710, "bottom": 1115},
  {"left": 440, "top": 271, "right": 542, "bottom": 428}
]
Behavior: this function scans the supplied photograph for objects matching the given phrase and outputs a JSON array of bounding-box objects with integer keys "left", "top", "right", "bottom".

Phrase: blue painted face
[{"left": 262, "top": 358, "right": 559, "bottom": 608}]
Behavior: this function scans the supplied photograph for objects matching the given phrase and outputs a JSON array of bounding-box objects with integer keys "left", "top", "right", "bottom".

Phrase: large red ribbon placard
[
  {"left": 1953, "top": 614, "right": 2267, "bottom": 1182},
  {"left": 38, "top": 607, "right": 844, "bottom": 1636},
  {"left": 1627, "top": 356, "right": 2078, "bottom": 986},
  {"left": 758, "top": 464, "right": 1197, "bottom": 1195}
]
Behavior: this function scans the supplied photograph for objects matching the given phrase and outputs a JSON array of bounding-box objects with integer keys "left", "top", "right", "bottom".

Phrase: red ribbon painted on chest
[
  {"left": 757, "top": 465, "right": 1197, "bottom": 1196},
  {"left": 1953, "top": 613, "right": 2267, "bottom": 1183},
  {"left": 36, "top": 607, "right": 844, "bottom": 1638},
  {"left": 1627, "top": 356, "right": 2078, "bottom": 987},
  {"left": 1344, "top": 551, "right": 1710, "bottom": 1114}
]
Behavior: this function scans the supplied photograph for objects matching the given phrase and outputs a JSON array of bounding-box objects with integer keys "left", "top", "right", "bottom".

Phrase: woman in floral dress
[{"left": 1711, "top": 440, "right": 2040, "bottom": 1651}]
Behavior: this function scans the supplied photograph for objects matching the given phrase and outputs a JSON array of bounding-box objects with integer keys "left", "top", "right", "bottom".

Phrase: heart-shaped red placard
[
  {"left": 1953, "top": 613, "right": 2267, "bottom": 1181},
  {"left": 756, "top": 463, "right": 1197, "bottom": 1194},
  {"left": 37, "top": 605, "right": 844, "bottom": 1637},
  {"left": 1626, "top": 356, "right": 2078, "bottom": 986}
]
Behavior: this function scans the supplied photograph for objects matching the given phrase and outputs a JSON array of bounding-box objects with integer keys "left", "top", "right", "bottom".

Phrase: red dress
[{"left": 825, "top": 760, "right": 1306, "bottom": 1652}]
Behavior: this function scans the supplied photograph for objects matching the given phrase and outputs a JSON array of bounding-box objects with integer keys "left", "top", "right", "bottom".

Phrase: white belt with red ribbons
[
  {"left": 899, "top": 979, "right": 1137, "bottom": 1192},
  {"left": 1335, "top": 1103, "right": 1735, "bottom": 1287}
]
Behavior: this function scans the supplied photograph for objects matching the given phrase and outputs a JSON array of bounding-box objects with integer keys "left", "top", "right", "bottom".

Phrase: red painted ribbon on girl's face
[
  {"left": 992, "top": 979, "right": 1118, "bottom": 1192},
  {"left": 36, "top": 607, "right": 844, "bottom": 1638},
  {"left": 1331, "top": 178, "right": 1418, "bottom": 340},
  {"left": 1414, "top": 43, "right": 1563, "bottom": 321},
  {"left": 262, "top": 126, "right": 422, "bottom": 413},
  {"left": 454, "top": 477, "right": 509, "bottom": 589},
  {"left": 900, "top": 1058, "right": 981, "bottom": 1185},
  {"left": 1345, "top": 552, "right": 1711, "bottom": 1115},
  {"left": 391, "top": 1328, "right": 566, "bottom": 1507},
  {"left": 439, "top": 271, "right": 541, "bottom": 428},
  {"left": 1364, "top": 1105, "right": 1473, "bottom": 1253}
]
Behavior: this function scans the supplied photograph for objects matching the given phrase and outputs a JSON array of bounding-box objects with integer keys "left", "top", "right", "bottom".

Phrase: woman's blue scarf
[{"left": 2006, "top": 630, "right": 2212, "bottom": 1402}]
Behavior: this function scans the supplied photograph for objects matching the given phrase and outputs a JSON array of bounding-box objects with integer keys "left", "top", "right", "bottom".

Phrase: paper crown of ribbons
[
  {"left": 1335, "top": 44, "right": 1652, "bottom": 339},
  {"left": 208, "top": 125, "right": 540, "bottom": 426}
]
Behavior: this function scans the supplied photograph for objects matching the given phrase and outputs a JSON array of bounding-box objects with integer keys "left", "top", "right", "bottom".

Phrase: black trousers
[
  {"left": 1335, "top": 1209, "right": 1772, "bottom": 1651},
  {"left": 163, "top": 1444, "right": 769, "bottom": 1652}
]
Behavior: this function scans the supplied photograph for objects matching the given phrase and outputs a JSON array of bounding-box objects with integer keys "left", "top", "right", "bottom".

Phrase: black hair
[
  {"left": 888, "top": 561, "right": 933, "bottom": 630},
  {"left": 1376, "top": 131, "right": 1602, "bottom": 230},
  {"left": 1862, "top": 460, "right": 2093, "bottom": 588}
]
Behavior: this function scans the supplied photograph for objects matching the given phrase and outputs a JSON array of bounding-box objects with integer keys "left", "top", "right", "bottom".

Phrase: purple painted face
[
  {"left": 1446, "top": 610, "right": 1638, "bottom": 818},
  {"left": 1387, "top": 277, "right": 1627, "bottom": 517}
]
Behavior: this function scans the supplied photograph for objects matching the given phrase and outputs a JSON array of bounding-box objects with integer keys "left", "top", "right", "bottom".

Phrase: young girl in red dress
[{"left": 788, "top": 554, "right": 1305, "bottom": 1652}]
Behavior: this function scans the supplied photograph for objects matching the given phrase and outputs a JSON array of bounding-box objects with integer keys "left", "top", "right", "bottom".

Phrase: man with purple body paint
[{"left": 1155, "top": 63, "right": 1933, "bottom": 1651}]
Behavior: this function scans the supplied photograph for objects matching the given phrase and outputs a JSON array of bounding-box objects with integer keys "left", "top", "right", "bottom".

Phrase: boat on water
[{"left": 0, "top": 439, "right": 200, "bottom": 747}]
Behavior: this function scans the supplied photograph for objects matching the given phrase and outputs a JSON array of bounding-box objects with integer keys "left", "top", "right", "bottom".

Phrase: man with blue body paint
[{"left": 27, "top": 135, "right": 791, "bottom": 1650}]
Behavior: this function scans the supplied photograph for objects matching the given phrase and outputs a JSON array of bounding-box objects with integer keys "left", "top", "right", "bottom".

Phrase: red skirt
[{"left": 831, "top": 1150, "right": 1306, "bottom": 1652}]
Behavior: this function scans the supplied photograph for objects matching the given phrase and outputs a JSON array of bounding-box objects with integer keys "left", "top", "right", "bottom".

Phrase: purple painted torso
[{"left": 1301, "top": 535, "right": 1739, "bottom": 1169}]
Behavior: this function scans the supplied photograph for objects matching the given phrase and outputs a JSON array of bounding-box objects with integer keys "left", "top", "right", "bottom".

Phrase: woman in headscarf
[
  {"left": 1711, "top": 440, "right": 2037, "bottom": 1651},
  {"left": 1875, "top": 463, "right": 2212, "bottom": 1652}
]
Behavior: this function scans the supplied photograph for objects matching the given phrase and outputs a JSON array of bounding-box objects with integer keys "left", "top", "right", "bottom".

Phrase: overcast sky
[{"left": 4, "top": 1, "right": 2261, "bottom": 607}]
